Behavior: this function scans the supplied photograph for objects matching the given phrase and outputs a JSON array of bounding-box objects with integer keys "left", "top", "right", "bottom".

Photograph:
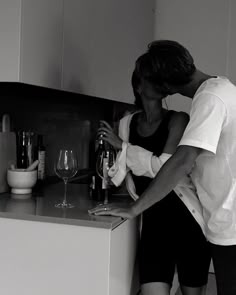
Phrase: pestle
[{"left": 25, "top": 160, "right": 39, "bottom": 171}]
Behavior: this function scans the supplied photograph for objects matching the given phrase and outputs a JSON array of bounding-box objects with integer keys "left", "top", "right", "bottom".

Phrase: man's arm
[
  {"left": 131, "top": 145, "right": 202, "bottom": 216},
  {"left": 90, "top": 144, "right": 202, "bottom": 218}
]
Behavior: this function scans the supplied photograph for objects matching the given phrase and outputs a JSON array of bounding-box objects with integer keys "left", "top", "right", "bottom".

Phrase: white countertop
[{"left": 0, "top": 182, "right": 132, "bottom": 229}]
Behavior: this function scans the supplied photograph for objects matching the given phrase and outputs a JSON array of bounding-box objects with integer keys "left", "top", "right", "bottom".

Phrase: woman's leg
[
  {"left": 140, "top": 283, "right": 207, "bottom": 295},
  {"left": 180, "top": 285, "right": 206, "bottom": 295},
  {"left": 139, "top": 197, "right": 177, "bottom": 295},
  {"left": 141, "top": 282, "right": 170, "bottom": 295},
  {"left": 175, "top": 198, "right": 211, "bottom": 295}
]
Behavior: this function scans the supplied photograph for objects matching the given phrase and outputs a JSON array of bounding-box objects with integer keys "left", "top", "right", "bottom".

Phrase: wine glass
[
  {"left": 54, "top": 149, "right": 78, "bottom": 208},
  {"left": 96, "top": 145, "right": 116, "bottom": 205}
]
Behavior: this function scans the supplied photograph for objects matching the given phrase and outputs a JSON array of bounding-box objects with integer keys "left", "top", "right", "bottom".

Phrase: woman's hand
[
  {"left": 98, "top": 120, "right": 123, "bottom": 150},
  {"left": 88, "top": 203, "right": 136, "bottom": 219}
]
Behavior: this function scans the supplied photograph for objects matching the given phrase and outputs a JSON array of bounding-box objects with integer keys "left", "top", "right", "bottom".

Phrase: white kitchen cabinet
[
  {"left": 0, "top": 0, "right": 63, "bottom": 89},
  {"left": 0, "top": 217, "right": 139, "bottom": 295},
  {"left": 1, "top": 0, "right": 154, "bottom": 102},
  {"left": 0, "top": 182, "right": 139, "bottom": 295},
  {"left": 62, "top": 0, "right": 155, "bottom": 104}
]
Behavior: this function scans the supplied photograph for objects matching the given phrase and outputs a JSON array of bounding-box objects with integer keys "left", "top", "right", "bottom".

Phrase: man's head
[{"left": 135, "top": 40, "right": 196, "bottom": 97}]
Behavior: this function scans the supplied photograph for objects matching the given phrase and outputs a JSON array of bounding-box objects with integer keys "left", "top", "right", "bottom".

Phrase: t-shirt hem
[
  {"left": 207, "top": 236, "right": 236, "bottom": 246},
  {"left": 178, "top": 139, "right": 216, "bottom": 154}
]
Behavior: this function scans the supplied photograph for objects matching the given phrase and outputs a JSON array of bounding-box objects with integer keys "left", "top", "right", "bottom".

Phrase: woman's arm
[
  {"left": 162, "top": 111, "right": 189, "bottom": 154},
  {"left": 98, "top": 112, "right": 189, "bottom": 179}
]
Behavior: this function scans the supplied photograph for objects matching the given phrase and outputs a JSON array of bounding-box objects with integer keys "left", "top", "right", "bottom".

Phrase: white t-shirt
[{"left": 179, "top": 76, "right": 236, "bottom": 245}]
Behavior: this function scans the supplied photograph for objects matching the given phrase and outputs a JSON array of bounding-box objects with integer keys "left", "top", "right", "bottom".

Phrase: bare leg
[
  {"left": 141, "top": 282, "right": 170, "bottom": 295},
  {"left": 180, "top": 285, "right": 207, "bottom": 295}
]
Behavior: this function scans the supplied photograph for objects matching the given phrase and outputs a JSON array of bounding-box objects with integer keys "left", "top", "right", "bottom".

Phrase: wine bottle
[
  {"left": 36, "top": 134, "right": 46, "bottom": 181},
  {"left": 17, "top": 131, "right": 28, "bottom": 169},
  {"left": 92, "top": 133, "right": 105, "bottom": 202},
  {"left": 95, "top": 128, "right": 116, "bottom": 204}
]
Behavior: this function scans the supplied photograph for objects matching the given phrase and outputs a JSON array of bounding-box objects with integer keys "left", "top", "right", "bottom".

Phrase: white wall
[{"left": 154, "top": 0, "right": 231, "bottom": 113}]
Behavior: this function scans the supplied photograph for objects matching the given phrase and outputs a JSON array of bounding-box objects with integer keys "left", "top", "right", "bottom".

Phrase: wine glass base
[{"left": 55, "top": 203, "right": 74, "bottom": 209}]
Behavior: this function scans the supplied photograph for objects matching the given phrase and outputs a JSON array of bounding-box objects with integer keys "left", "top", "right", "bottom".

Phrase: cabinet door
[
  {"left": 20, "top": 0, "right": 64, "bottom": 89},
  {"left": 0, "top": 0, "right": 21, "bottom": 81},
  {"left": 62, "top": 0, "right": 155, "bottom": 103}
]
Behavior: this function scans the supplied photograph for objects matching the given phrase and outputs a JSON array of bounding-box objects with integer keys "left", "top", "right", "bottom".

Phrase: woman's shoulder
[{"left": 120, "top": 110, "right": 141, "bottom": 123}]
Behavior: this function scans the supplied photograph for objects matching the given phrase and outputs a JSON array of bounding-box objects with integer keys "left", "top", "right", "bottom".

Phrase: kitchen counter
[
  {"left": 0, "top": 182, "right": 132, "bottom": 229},
  {"left": 0, "top": 182, "right": 139, "bottom": 295}
]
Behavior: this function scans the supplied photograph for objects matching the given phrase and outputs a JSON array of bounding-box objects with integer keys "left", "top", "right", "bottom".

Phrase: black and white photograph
[{"left": 1, "top": 1, "right": 236, "bottom": 294}]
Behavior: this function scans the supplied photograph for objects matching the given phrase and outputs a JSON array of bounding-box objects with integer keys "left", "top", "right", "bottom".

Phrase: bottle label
[
  {"left": 91, "top": 176, "right": 95, "bottom": 189},
  {"left": 102, "top": 158, "right": 109, "bottom": 189},
  {"left": 38, "top": 151, "right": 46, "bottom": 180},
  {"left": 27, "top": 144, "right": 33, "bottom": 166}
]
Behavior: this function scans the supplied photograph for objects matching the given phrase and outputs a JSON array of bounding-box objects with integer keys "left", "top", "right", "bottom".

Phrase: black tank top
[{"left": 129, "top": 110, "right": 174, "bottom": 196}]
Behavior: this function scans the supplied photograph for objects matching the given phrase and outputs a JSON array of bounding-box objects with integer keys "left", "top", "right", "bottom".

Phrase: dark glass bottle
[
  {"left": 17, "top": 131, "right": 28, "bottom": 169},
  {"left": 36, "top": 134, "right": 46, "bottom": 180},
  {"left": 94, "top": 129, "right": 116, "bottom": 203},
  {"left": 91, "top": 134, "right": 105, "bottom": 202}
]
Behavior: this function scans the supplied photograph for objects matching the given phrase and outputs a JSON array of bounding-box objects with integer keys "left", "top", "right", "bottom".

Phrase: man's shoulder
[{"left": 198, "top": 76, "right": 236, "bottom": 98}]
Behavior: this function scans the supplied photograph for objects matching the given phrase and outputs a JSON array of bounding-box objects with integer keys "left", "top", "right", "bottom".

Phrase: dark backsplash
[{"left": 0, "top": 82, "right": 136, "bottom": 176}]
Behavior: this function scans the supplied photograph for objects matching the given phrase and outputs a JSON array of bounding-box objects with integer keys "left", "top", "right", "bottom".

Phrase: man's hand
[{"left": 88, "top": 203, "right": 136, "bottom": 219}]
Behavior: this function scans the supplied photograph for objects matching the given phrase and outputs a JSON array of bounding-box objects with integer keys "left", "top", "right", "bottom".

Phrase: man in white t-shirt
[{"left": 92, "top": 40, "right": 236, "bottom": 295}]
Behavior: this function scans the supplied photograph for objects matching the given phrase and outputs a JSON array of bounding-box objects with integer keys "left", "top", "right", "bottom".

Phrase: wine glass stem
[
  {"left": 63, "top": 179, "right": 68, "bottom": 205},
  {"left": 104, "top": 189, "right": 109, "bottom": 205}
]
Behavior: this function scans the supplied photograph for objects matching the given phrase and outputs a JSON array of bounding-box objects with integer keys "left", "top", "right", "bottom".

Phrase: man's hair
[
  {"left": 131, "top": 40, "right": 195, "bottom": 105},
  {"left": 146, "top": 40, "right": 196, "bottom": 86}
]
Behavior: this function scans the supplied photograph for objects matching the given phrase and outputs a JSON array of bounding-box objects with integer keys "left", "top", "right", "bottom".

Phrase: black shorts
[{"left": 139, "top": 191, "right": 211, "bottom": 287}]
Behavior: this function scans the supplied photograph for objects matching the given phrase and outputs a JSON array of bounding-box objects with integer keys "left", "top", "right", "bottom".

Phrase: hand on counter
[{"left": 88, "top": 203, "right": 136, "bottom": 219}]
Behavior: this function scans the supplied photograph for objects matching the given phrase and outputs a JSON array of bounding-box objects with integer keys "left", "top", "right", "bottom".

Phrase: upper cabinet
[
  {"left": 0, "top": 0, "right": 22, "bottom": 82},
  {"left": 62, "top": 0, "right": 155, "bottom": 104},
  {"left": 0, "top": 0, "right": 155, "bottom": 103},
  {"left": 0, "top": 0, "right": 64, "bottom": 90}
]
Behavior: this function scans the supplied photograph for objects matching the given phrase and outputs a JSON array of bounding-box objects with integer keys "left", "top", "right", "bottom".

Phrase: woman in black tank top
[{"left": 92, "top": 53, "right": 211, "bottom": 295}]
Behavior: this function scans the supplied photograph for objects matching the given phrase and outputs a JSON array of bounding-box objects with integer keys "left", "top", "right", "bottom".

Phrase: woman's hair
[
  {"left": 131, "top": 40, "right": 195, "bottom": 106},
  {"left": 131, "top": 52, "right": 170, "bottom": 107},
  {"left": 131, "top": 69, "right": 143, "bottom": 109},
  {"left": 147, "top": 40, "right": 196, "bottom": 86}
]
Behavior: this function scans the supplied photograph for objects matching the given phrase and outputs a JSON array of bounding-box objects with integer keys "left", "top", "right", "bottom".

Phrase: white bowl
[{"left": 7, "top": 169, "right": 37, "bottom": 194}]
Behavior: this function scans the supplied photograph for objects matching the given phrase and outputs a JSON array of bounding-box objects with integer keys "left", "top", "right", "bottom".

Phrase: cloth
[
  {"left": 126, "top": 110, "right": 210, "bottom": 286},
  {"left": 179, "top": 76, "right": 236, "bottom": 245},
  {"left": 109, "top": 111, "right": 206, "bottom": 234},
  {"left": 139, "top": 192, "right": 211, "bottom": 287},
  {"left": 209, "top": 242, "right": 236, "bottom": 295}
]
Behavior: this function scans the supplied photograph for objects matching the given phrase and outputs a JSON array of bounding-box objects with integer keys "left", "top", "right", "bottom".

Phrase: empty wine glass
[{"left": 54, "top": 149, "right": 78, "bottom": 208}]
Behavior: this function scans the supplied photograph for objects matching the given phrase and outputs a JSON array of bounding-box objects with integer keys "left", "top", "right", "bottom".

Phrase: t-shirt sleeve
[{"left": 178, "top": 92, "right": 227, "bottom": 154}]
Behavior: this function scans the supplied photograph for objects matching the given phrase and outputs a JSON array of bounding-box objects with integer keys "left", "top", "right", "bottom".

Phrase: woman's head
[{"left": 132, "top": 53, "right": 168, "bottom": 108}]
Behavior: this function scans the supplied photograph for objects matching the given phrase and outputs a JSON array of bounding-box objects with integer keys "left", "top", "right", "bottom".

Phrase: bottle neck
[
  {"left": 37, "top": 135, "right": 45, "bottom": 150},
  {"left": 98, "top": 138, "right": 104, "bottom": 145}
]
